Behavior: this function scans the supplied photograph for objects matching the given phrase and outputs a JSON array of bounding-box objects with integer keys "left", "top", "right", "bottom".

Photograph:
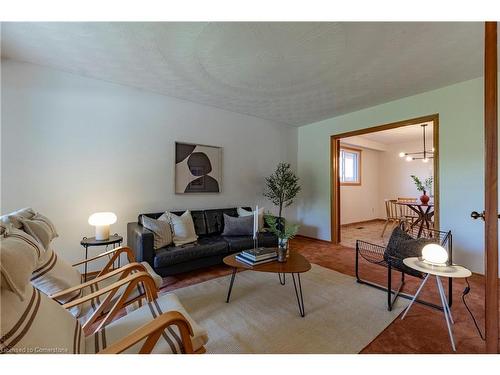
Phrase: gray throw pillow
[
  {"left": 222, "top": 214, "right": 254, "bottom": 236},
  {"left": 142, "top": 215, "right": 173, "bottom": 250},
  {"left": 384, "top": 226, "right": 434, "bottom": 274}
]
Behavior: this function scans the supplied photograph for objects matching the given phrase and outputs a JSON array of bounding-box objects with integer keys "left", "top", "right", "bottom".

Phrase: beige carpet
[{"left": 172, "top": 264, "right": 408, "bottom": 353}]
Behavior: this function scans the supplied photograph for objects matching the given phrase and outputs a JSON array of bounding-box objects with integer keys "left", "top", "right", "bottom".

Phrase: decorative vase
[
  {"left": 420, "top": 190, "right": 430, "bottom": 204},
  {"left": 277, "top": 238, "right": 288, "bottom": 263}
]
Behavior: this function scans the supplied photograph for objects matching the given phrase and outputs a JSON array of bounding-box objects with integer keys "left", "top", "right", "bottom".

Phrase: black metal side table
[{"left": 80, "top": 234, "right": 123, "bottom": 281}]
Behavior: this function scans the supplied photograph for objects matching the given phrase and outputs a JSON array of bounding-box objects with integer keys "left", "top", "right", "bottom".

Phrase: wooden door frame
[
  {"left": 330, "top": 114, "right": 440, "bottom": 243},
  {"left": 483, "top": 21, "right": 499, "bottom": 354}
]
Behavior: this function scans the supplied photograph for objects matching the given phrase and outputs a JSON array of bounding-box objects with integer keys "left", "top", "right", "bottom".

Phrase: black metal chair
[{"left": 355, "top": 222, "right": 452, "bottom": 311}]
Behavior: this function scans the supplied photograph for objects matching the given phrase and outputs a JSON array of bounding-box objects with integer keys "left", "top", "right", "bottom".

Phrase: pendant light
[{"left": 398, "top": 124, "right": 434, "bottom": 162}]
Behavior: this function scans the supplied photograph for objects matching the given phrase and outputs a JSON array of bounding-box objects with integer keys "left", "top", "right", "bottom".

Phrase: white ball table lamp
[{"left": 88, "top": 212, "right": 117, "bottom": 240}]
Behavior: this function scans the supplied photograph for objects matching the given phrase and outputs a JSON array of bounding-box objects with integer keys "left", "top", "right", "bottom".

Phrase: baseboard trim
[
  {"left": 294, "top": 235, "right": 332, "bottom": 244},
  {"left": 341, "top": 218, "right": 385, "bottom": 227}
]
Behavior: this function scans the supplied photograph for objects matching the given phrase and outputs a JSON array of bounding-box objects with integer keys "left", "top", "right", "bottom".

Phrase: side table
[
  {"left": 401, "top": 257, "right": 472, "bottom": 352},
  {"left": 80, "top": 234, "right": 123, "bottom": 281}
]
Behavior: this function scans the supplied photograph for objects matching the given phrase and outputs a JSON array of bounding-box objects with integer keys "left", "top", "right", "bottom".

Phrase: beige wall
[
  {"left": 378, "top": 140, "right": 434, "bottom": 215},
  {"left": 340, "top": 139, "right": 434, "bottom": 225},
  {"left": 1, "top": 60, "right": 298, "bottom": 271},
  {"left": 340, "top": 146, "right": 382, "bottom": 224},
  {"left": 297, "top": 77, "right": 486, "bottom": 273}
]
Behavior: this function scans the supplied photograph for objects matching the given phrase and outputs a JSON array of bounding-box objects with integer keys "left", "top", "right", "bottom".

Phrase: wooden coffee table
[{"left": 223, "top": 250, "right": 312, "bottom": 317}]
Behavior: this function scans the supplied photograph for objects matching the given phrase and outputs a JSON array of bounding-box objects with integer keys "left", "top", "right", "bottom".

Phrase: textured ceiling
[
  {"left": 357, "top": 123, "right": 433, "bottom": 145},
  {"left": 1, "top": 22, "right": 484, "bottom": 126}
]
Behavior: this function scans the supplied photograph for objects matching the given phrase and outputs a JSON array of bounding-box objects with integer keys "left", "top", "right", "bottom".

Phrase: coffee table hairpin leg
[
  {"left": 292, "top": 273, "right": 305, "bottom": 317},
  {"left": 278, "top": 273, "right": 286, "bottom": 285},
  {"left": 226, "top": 267, "right": 237, "bottom": 303}
]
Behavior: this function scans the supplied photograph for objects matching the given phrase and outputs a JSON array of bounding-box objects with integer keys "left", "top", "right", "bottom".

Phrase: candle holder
[{"left": 253, "top": 232, "right": 259, "bottom": 250}]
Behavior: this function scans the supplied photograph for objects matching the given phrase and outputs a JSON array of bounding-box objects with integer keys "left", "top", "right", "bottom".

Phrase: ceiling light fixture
[{"left": 398, "top": 124, "right": 434, "bottom": 162}]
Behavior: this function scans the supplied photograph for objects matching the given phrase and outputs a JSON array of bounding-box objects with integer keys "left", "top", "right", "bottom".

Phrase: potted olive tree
[{"left": 263, "top": 162, "right": 301, "bottom": 262}]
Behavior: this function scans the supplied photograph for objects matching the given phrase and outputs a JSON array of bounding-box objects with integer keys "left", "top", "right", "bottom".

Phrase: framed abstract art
[{"left": 175, "top": 142, "right": 222, "bottom": 193}]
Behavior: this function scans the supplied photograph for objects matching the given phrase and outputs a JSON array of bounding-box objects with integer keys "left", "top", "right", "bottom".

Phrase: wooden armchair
[
  {"left": 31, "top": 245, "right": 163, "bottom": 324},
  {"left": 52, "top": 267, "right": 158, "bottom": 334},
  {"left": 72, "top": 245, "right": 138, "bottom": 279},
  {"left": 2, "top": 280, "right": 204, "bottom": 354},
  {"left": 1, "top": 226, "right": 207, "bottom": 355},
  {"left": 51, "top": 268, "right": 208, "bottom": 353},
  {"left": 98, "top": 311, "right": 195, "bottom": 354}
]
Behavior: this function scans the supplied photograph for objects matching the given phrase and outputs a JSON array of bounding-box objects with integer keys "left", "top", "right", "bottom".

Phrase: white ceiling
[
  {"left": 358, "top": 122, "right": 433, "bottom": 145},
  {"left": 1, "top": 22, "right": 484, "bottom": 126}
]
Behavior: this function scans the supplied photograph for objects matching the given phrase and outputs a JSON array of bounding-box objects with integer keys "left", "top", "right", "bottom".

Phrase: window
[{"left": 340, "top": 147, "right": 361, "bottom": 185}]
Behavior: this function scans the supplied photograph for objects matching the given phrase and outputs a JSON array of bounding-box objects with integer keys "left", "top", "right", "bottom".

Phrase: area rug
[{"left": 171, "top": 264, "right": 408, "bottom": 353}]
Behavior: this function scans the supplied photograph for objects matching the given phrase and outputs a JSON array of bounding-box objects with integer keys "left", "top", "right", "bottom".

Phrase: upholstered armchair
[
  {"left": 1, "top": 208, "right": 163, "bottom": 325},
  {"left": 0, "top": 225, "right": 208, "bottom": 354}
]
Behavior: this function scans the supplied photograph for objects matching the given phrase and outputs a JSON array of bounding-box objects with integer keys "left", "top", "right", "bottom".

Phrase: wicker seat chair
[{"left": 356, "top": 222, "right": 452, "bottom": 311}]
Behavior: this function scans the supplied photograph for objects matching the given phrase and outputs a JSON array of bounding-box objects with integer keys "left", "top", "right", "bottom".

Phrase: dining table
[{"left": 396, "top": 200, "right": 434, "bottom": 236}]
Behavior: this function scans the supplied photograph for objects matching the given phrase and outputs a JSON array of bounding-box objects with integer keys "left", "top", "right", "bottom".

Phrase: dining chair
[
  {"left": 381, "top": 199, "right": 400, "bottom": 237},
  {"left": 397, "top": 197, "right": 419, "bottom": 225}
]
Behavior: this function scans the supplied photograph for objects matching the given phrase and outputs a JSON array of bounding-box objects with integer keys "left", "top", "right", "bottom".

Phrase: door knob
[{"left": 471, "top": 211, "right": 485, "bottom": 220}]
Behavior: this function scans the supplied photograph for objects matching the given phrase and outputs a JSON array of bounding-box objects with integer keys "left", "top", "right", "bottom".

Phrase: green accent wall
[{"left": 297, "top": 77, "right": 486, "bottom": 272}]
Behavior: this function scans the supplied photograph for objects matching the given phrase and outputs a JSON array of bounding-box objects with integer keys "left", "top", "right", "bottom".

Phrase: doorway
[{"left": 330, "top": 114, "right": 440, "bottom": 244}]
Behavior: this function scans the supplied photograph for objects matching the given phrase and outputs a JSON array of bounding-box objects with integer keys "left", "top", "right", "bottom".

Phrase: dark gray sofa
[{"left": 127, "top": 207, "right": 278, "bottom": 277}]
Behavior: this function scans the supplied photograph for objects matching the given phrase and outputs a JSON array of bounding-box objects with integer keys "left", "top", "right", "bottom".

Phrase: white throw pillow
[
  {"left": 141, "top": 215, "right": 173, "bottom": 250},
  {"left": 159, "top": 210, "right": 198, "bottom": 246},
  {"left": 238, "top": 207, "right": 265, "bottom": 232}
]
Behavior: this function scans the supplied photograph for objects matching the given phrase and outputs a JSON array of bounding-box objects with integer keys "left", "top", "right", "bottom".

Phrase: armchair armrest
[
  {"left": 355, "top": 240, "right": 386, "bottom": 265},
  {"left": 62, "top": 271, "right": 159, "bottom": 334},
  {"left": 72, "top": 246, "right": 136, "bottom": 277},
  {"left": 50, "top": 262, "right": 148, "bottom": 300},
  {"left": 127, "top": 222, "right": 155, "bottom": 266},
  {"left": 97, "top": 311, "right": 195, "bottom": 354}
]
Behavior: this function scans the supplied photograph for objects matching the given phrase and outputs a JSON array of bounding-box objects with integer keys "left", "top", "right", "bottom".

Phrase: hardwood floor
[{"left": 160, "top": 236, "right": 492, "bottom": 354}]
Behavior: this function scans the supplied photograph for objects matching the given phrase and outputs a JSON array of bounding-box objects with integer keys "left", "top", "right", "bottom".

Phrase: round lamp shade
[
  {"left": 422, "top": 243, "right": 449, "bottom": 266},
  {"left": 88, "top": 212, "right": 117, "bottom": 226},
  {"left": 88, "top": 212, "right": 117, "bottom": 240}
]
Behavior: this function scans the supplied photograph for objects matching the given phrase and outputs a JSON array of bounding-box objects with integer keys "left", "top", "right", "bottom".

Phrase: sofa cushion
[
  {"left": 140, "top": 210, "right": 207, "bottom": 236},
  {"left": 154, "top": 236, "right": 229, "bottom": 268},
  {"left": 222, "top": 214, "right": 254, "bottom": 236},
  {"left": 224, "top": 232, "right": 278, "bottom": 253},
  {"left": 238, "top": 207, "right": 265, "bottom": 232},
  {"left": 171, "top": 210, "right": 207, "bottom": 236},
  {"left": 204, "top": 208, "right": 241, "bottom": 235},
  {"left": 141, "top": 215, "right": 173, "bottom": 250},
  {"left": 159, "top": 210, "right": 198, "bottom": 246}
]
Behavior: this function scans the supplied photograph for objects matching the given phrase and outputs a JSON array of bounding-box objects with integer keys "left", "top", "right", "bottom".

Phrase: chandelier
[{"left": 398, "top": 124, "right": 434, "bottom": 163}]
